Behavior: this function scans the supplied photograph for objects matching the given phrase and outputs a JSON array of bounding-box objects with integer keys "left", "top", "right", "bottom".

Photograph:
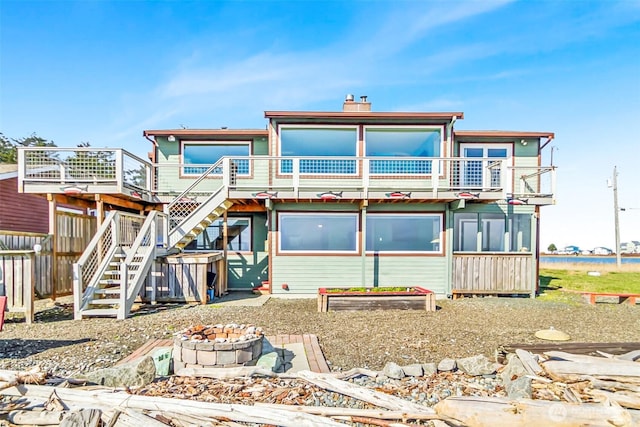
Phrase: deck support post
[
  {"left": 47, "top": 194, "right": 58, "bottom": 300},
  {"left": 223, "top": 210, "right": 228, "bottom": 293},
  {"left": 360, "top": 201, "right": 367, "bottom": 288},
  {"left": 95, "top": 195, "right": 104, "bottom": 227}
]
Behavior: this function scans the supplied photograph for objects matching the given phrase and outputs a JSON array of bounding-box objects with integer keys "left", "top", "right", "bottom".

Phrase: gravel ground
[{"left": 1, "top": 295, "right": 639, "bottom": 378}]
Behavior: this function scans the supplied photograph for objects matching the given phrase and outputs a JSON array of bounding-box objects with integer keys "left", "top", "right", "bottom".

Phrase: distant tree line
[
  {"left": 1, "top": 133, "right": 146, "bottom": 187},
  {"left": 0, "top": 133, "right": 56, "bottom": 163}
]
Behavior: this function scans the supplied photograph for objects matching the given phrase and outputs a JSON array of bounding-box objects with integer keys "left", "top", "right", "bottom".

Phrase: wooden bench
[
  {"left": 452, "top": 290, "right": 533, "bottom": 300},
  {"left": 582, "top": 292, "right": 640, "bottom": 306}
]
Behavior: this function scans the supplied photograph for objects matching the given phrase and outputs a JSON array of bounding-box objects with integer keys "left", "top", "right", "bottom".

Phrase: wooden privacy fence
[
  {"left": 0, "top": 211, "right": 96, "bottom": 303},
  {"left": 452, "top": 253, "right": 535, "bottom": 298},
  {"left": 0, "top": 231, "right": 53, "bottom": 298},
  {"left": 54, "top": 212, "right": 96, "bottom": 297},
  {"left": 0, "top": 250, "right": 36, "bottom": 324}
]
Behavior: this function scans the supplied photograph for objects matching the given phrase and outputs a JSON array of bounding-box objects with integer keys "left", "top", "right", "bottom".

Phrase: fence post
[
  {"left": 150, "top": 212, "right": 158, "bottom": 304},
  {"left": 25, "top": 253, "right": 35, "bottom": 324}
]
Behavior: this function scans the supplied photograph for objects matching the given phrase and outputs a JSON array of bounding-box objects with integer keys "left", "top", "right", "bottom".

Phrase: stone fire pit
[{"left": 173, "top": 323, "right": 264, "bottom": 371}]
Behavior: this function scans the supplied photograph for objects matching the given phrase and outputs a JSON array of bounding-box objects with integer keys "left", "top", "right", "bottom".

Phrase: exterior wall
[
  {"left": 0, "top": 177, "right": 49, "bottom": 233},
  {"left": 270, "top": 202, "right": 449, "bottom": 295},
  {"left": 154, "top": 135, "right": 269, "bottom": 194}
]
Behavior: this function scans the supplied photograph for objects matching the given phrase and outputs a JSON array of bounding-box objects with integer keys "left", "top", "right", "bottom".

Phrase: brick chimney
[{"left": 343, "top": 94, "right": 371, "bottom": 112}]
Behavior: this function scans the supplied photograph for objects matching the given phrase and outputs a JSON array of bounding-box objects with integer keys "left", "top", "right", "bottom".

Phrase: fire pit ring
[{"left": 172, "top": 324, "right": 264, "bottom": 371}]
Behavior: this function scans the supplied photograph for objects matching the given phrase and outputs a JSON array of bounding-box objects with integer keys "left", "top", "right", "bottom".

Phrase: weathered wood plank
[
  {"left": 435, "top": 396, "right": 632, "bottom": 427},
  {"left": 324, "top": 294, "right": 435, "bottom": 312},
  {"left": 497, "top": 342, "right": 640, "bottom": 363},
  {"left": 452, "top": 254, "right": 533, "bottom": 293},
  {"left": 1, "top": 385, "right": 346, "bottom": 427}
]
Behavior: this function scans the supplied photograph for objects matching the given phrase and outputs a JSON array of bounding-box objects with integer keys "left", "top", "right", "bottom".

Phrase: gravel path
[{"left": 1, "top": 295, "right": 639, "bottom": 377}]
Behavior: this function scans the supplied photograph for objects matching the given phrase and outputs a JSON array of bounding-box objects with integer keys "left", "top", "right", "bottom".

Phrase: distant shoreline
[{"left": 541, "top": 255, "right": 640, "bottom": 265}]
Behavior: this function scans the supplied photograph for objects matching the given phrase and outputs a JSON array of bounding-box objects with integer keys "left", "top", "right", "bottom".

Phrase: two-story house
[{"left": 18, "top": 95, "right": 555, "bottom": 319}]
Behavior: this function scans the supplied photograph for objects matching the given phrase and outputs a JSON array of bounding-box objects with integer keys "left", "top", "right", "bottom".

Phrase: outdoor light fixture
[
  {"left": 520, "top": 139, "right": 528, "bottom": 146},
  {"left": 168, "top": 135, "right": 176, "bottom": 142}
]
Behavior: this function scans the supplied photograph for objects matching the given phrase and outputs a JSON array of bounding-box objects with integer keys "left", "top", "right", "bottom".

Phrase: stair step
[
  {"left": 89, "top": 298, "right": 120, "bottom": 305},
  {"left": 80, "top": 308, "right": 118, "bottom": 317},
  {"left": 104, "top": 270, "right": 120, "bottom": 275},
  {"left": 99, "top": 279, "right": 121, "bottom": 285},
  {"left": 94, "top": 288, "right": 121, "bottom": 295}
]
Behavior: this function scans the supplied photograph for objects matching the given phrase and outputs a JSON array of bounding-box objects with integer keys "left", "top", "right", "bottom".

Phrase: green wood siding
[
  {"left": 271, "top": 202, "right": 448, "bottom": 295},
  {"left": 271, "top": 255, "right": 447, "bottom": 295},
  {"left": 155, "top": 136, "right": 267, "bottom": 194}
]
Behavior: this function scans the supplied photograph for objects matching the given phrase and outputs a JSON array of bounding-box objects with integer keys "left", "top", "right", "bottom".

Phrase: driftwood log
[
  {"left": 434, "top": 396, "right": 633, "bottom": 427},
  {"left": 0, "top": 366, "right": 47, "bottom": 390},
  {"left": 60, "top": 409, "right": 101, "bottom": 427},
  {"left": 7, "top": 409, "right": 66, "bottom": 425},
  {"left": 175, "top": 366, "right": 280, "bottom": 379},
  {"left": 255, "top": 402, "right": 441, "bottom": 420},
  {"left": 296, "top": 370, "right": 435, "bottom": 414},
  {"left": 1, "top": 384, "right": 347, "bottom": 427}
]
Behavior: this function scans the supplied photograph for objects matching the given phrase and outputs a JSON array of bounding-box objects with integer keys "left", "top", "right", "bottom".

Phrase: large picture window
[
  {"left": 279, "top": 213, "right": 358, "bottom": 252},
  {"left": 366, "top": 214, "right": 442, "bottom": 252},
  {"left": 454, "top": 212, "right": 531, "bottom": 252},
  {"left": 279, "top": 127, "right": 358, "bottom": 174},
  {"left": 185, "top": 217, "right": 251, "bottom": 251},
  {"left": 365, "top": 127, "right": 442, "bottom": 174},
  {"left": 182, "top": 141, "right": 250, "bottom": 176}
]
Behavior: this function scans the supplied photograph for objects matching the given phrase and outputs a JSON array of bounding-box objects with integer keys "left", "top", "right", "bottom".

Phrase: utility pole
[{"left": 612, "top": 166, "right": 621, "bottom": 268}]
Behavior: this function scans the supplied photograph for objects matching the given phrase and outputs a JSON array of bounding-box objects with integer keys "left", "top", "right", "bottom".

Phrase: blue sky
[{"left": 1, "top": 0, "right": 639, "bottom": 250}]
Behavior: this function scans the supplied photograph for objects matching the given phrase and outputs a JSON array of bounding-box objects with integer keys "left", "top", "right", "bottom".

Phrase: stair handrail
[
  {"left": 73, "top": 211, "right": 120, "bottom": 318},
  {"left": 167, "top": 157, "right": 226, "bottom": 211},
  {"left": 167, "top": 186, "right": 229, "bottom": 249},
  {"left": 119, "top": 210, "right": 167, "bottom": 317}
]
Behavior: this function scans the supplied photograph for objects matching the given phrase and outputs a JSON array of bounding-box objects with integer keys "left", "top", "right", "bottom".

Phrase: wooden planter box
[{"left": 317, "top": 287, "right": 436, "bottom": 312}]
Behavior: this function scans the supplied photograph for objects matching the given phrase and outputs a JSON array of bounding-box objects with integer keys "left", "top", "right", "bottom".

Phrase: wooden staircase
[
  {"left": 75, "top": 159, "right": 236, "bottom": 320},
  {"left": 168, "top": 186, "right": 234, "bottom": 250},
  {"left": 74, "top": 210, "right": 167, "bottom": 320}
]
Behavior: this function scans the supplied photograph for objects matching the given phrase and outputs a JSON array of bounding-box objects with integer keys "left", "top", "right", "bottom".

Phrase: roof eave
[
  {"left": 143, "top": 129, "right": 268, "bottom": 138},
  {"left": 264, "top": 111, "right": 464, "bottom": 120},
  {"left": 454, "top": 130, "right": 555, "bottom": 139}
]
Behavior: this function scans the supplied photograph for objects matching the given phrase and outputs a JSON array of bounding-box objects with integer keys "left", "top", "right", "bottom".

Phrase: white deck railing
[
  {"left": 18, "top": 147, "right": 152, "bottom": 195},
  {"left": 18, "top": 148, "right": 556, "bottom": 200}
]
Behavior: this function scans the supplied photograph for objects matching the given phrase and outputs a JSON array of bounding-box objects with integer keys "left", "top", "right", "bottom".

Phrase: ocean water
[{"left": 540, "top": 256, "right": 640, "bottom": 265}]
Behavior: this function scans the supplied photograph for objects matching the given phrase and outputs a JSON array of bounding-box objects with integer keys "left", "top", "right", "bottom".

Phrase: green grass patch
[{"left": 538, "top": 268, "right": 640, "bottom": 303}]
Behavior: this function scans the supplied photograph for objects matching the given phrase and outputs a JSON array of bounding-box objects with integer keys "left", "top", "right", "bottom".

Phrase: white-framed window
[
  {"left": 278, "top": 125, "right": 359, "bottom": 175},
  {"left": 366, "top": 213, "right": 443, "bottom": 253},
  {"left": 453, "top": 212, "right": 531, "bottom": 252},
  {"left": 459, "top": 143, "right": 512, "bottom": 190},
  {"left": 364, "top": 126, "right": 444, "bottom": 175},
  {"left": 278, "top": 212, "right": 358, "bottom": 253},
  {"left": 185, "top": 217, "right": 252, "bottom": 251},
  {"left": 181, "top": 141, "right": 251, "bottom": 176}
]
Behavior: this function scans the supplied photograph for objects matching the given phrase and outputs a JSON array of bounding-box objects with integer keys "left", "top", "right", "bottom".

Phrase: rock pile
[{"left": 175, "top": 323, "right": 263, "bottom": 343}]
